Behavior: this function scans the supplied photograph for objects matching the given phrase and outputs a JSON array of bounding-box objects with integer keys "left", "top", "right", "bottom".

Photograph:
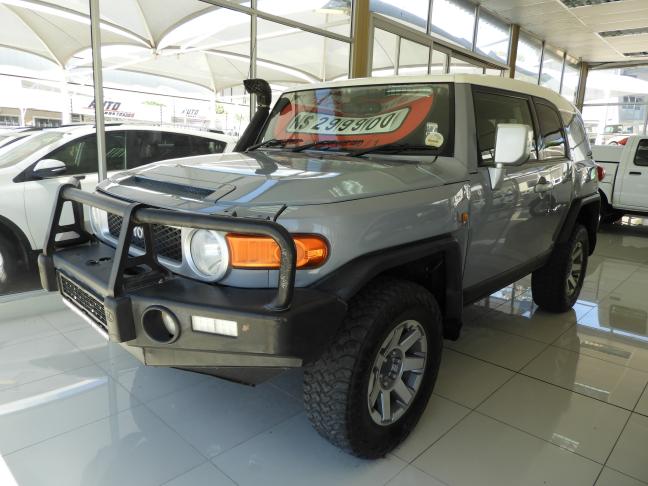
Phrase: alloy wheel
[{"left": 367, "top": 320, "right": 427, "bottom": 426}]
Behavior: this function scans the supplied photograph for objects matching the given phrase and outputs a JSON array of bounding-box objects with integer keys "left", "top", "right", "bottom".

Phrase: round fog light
[{"left": 142, "top": 306, "right": 180, "bottom": 344}]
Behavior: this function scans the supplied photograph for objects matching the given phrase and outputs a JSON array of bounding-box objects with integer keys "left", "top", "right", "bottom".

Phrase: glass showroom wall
[
  {"left": 582, "top": 65, "right": 648, "bottom": 145},
  {"left": 368, "top": 0, "right": 581, "bottom": 99},
  {"left": 369, "top": 1, "right": 510, "bottom": 77},
  {"left": 0, "top": 0, "right": 351, "bottom": 298}
]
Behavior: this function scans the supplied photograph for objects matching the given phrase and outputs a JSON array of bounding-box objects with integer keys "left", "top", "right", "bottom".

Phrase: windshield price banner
[{"left": 286, "top": 108, "right": 409, "bottom": 136}]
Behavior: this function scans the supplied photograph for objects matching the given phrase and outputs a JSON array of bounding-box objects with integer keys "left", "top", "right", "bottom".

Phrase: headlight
[{"left": 187, "top": 229, "right": 229, "bottom": 280}]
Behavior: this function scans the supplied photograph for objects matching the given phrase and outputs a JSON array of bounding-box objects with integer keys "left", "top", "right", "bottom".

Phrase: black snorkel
[{"left": 234, "top": 78, "right": 273, "bottom": 152}]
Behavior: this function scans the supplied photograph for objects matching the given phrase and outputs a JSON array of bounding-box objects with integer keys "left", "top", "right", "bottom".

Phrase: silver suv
[{"left": 39, "top": 75, "right": 600, "bottom": 458}]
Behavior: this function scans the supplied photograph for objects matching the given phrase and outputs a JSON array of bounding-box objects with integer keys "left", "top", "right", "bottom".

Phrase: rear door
[
  {"left": 533, "top": 99, "right": 573, "bottom": 239},
  {"left": 617, "top": 137, "right": 648, "bottom": 210},
  {"left": 463, "top": 88, "right": 555, "bottom": 289},
  {"left": 125, "top": 131, "right": 227, "bottom": 169}
]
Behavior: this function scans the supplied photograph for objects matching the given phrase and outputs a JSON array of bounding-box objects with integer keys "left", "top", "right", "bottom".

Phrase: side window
[
  {"left": 106, "top": 131, "right": 127, "bottom": 171},
  {"left": 126, "top": 131, "right": 195, "bottom": 169},
  {"left": 473, "top": 90, "right": 537, "bottom": 164},
  {"left": 46, "top": 135, "right": 96, "bottom": 175},
  {"left": 45, "top": 132, "right": 126, "bottom": 175},
  {"left": 189, "top": 136, "right": 226, "bottom": 155},
  {"left": 635, "top": 139, "right": 648, "bottom": 167},
  {"left": 535, "top": 102, "right": 567, "bottom": 159}
]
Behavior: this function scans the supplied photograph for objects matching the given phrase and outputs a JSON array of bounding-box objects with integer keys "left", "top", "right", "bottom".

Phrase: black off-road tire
[
  {"left": 532, "top": 224, "right": 589, "bottom": 312},
  {"left": 0, "top": 233, "right": 19, "bottom": 294},
  {"left": 303, "top": 277, "right": 443, "bottom": 459}
]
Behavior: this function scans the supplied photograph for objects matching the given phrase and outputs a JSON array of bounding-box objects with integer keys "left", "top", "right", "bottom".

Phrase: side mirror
[
  {"left": 490, "top": 124, "right": 532, "bottom": 190},
  {"left": 32, "top": 159, "right": 67, "bottom": 179}
]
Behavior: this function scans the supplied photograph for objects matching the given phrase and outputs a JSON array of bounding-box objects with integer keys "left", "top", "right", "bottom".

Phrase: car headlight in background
[
  {"left": 89, "top": 206, "right": 108, "bottom": 236},
  {"left": 187, "top": 229, "right": 229, "bottom": 280}
]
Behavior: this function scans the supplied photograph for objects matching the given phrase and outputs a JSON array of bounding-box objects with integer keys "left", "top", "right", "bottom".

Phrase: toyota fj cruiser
[{"left": 39, "top": 75, "right": 600, "bottom": 458}]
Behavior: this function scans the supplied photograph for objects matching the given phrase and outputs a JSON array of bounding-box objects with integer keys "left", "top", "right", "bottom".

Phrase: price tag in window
[{"left": 286, "top": 108, "right": 410, "bottom": 136}]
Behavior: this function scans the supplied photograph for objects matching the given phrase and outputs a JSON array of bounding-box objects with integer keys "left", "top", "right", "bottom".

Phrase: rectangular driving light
[{"left": 191, "top": 316, "right": 238, "bottom": 337}]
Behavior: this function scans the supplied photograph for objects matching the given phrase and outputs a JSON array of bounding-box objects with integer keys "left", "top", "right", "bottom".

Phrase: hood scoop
[{"left": 118, "top": 175, "right": 235, "bottom": 202}]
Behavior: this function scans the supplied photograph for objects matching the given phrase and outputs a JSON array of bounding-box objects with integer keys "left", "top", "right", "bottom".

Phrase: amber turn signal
[{"left": 226, "top": 234, "right": 329, "bottom": 269}]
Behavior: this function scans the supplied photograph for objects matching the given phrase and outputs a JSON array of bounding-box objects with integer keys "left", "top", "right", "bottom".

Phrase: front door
[
  {"left": 463, "top": 89, "right": 558, "bottom": 290},
  {"left": 23, "top": 131, "right": 126, "bottom": 248},
  {"left": 618, "top": 137, "right": 648, "bottom": 210}
]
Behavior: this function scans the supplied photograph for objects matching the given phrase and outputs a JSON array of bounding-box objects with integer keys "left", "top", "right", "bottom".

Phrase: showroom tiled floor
[{"left": 1, "top": 220, "right": 648, "bottom": 485}]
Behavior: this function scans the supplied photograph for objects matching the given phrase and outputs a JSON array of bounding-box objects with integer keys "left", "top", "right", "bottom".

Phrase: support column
[
  {"left": 350, "top": 0, "right": 371, "bottom": 78},
  {"left": 507, "top": 24, "right": 520, "bottom": 79},
  {"left": 575, "top": 61, "right": 589, "bottom": 112},
  {"left": 89, "top": 0, "right": 107, "bottom": 181},
  {"left": 249, "top": 0, "right": 257, "bottom": 120}
]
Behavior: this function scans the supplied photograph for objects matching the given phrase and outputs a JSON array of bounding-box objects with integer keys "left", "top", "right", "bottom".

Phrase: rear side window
[
  {"left": 535, "top": 102, "right": 567, "bottom": 159},
  {"left": 635, "top": 139, "right": 648, "bottom": 167},
  {"left": 126, "top": 131, "right": 226, "bottom": 168},
  {"left": 188, "top": 136, "right": 227, "bottom": 155},
  {"left": 473, "top": 90, "right": 537, "bottom": 164}
]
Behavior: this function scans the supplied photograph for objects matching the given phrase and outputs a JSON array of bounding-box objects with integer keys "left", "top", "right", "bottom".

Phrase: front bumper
[{"left": 38, "top": 183, "right": 346, "bottom": 384}]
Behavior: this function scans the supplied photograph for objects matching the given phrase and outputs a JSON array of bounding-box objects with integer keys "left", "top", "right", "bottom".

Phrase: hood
[{"left": 99, "top": 150, "right": 463, "bottom": 214}]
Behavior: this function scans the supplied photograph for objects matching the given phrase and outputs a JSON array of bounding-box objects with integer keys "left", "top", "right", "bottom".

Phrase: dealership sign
[{"left": 87, "top": 99, "right": 135, "bottom": 118}]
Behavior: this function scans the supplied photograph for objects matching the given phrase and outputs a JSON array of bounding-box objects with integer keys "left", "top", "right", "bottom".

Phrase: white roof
[{"left": 286, "top": 74, "right": 579, "bottom": 114}]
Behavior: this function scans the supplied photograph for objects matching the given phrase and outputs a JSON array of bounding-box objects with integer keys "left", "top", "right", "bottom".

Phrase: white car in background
[
  {"left": 593, "top": 135, "right": 648, "bottom": 223},
  {"left": 0, "top": 127, "right": 39, "bottom": 149},
  {"left": 0, "top": 124, "right": 235, "bottom": 291}
]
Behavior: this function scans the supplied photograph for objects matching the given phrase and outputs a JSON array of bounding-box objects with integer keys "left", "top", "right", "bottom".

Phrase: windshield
[
  {"left": 259, "top": 83, "right": 453, "bottom": 156},
  {"left": 0, "top": 131, "right": 66, "bottom": 168}
]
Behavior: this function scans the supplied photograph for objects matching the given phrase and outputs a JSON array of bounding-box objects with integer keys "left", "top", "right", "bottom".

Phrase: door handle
[
  {"left": 535, "top": 179, "right": 554, "bottom": 193},
  {"left": 629, "top": 171, "right": 642, "bottom": 175}
]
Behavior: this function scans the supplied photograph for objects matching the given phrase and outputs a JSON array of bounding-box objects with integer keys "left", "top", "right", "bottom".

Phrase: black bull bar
[{"left": 38, "top": 181, "right": 298, "bottom": 342}]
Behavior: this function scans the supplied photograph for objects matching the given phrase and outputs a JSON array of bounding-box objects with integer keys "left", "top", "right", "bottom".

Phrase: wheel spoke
[
  {"left": 393, "top": 379, "right": 413, "bottom": 405},
  {"left": 572, "top": 245, "right": 583, "bottom": 261},
  {"left": 386, "top": 326, "right": 404, "bottom": 352},
  {"left": 567, "top": 275, "right": 576, "bottom": 291},
  {"left": 368, "top": 373, "right": 381, "bottom": 407},
  {"left": 380, "top": 390, "right": 392, "bottom": 422},
  {"left": 402, "top": 356, "right": 425, "bottom": 372},
  {"left": 571, "top": 263, "right": 582, "bottom": 273},
  {"left": 399, "top": 328, "right": 422, "bottom": 352}
]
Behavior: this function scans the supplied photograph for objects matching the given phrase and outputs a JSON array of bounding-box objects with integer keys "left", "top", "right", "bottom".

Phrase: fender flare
[
  {"left": 555, "top": 193, "right": 601, "bottom": 254},
  {"left": 312, "top": 234, "right": 464, "bottom": 335}
]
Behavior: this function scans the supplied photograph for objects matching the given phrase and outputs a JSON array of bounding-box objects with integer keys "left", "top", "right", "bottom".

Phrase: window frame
[
  {"left": 533, "top": 98, "right": 570, "bottom": 160},
  {"left": 471, "top": 85, "right": 540, "bottom": 167},
  {"left": 634, "top": 139, "right": 648, "bottom": 167}
]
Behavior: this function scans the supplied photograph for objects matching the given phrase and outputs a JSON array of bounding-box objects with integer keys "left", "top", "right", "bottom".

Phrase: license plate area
[{"left": 58, "top": 272, "right": 109, "bottom": 338}]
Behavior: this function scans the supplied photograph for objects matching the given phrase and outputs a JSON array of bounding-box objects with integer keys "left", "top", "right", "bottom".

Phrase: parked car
[
  {"left": 39, "top": 75, "right": 600, "bottom": 458},
  {"left": 0, "top": 127, "right": 39, "bottom": 149},
  {"left": 0, "top": 124, "right": 235, "bottom": 291},
  {"left": 594, "top": 135, "right": 648, "bottom": 223}
]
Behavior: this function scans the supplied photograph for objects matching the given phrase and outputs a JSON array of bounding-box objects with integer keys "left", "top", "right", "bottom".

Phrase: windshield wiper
[
  {"left": 291, "top": 139, "right": 364, "bottom": 152},
  {"left": 350, "top": 143, "right": 442, "bottom": 157},
  {"left": 246, "top": 138, "right": 303, "bottom": 152}
]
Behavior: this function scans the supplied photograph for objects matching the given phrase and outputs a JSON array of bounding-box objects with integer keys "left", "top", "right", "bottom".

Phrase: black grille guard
[{"left": 39, "top": 180, "right": 297, "bottom": 313}]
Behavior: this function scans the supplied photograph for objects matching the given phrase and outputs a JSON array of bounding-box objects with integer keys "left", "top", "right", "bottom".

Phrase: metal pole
[
  {"left": 89, "top": 0, "right": 107, "bottom": 181},
  {"left": 249, "top": 0, "right": 257, "bottom": 121}
]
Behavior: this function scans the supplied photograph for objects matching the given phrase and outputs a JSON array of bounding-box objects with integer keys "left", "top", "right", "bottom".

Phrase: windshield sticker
[
  {"left": 285, "top": 108, "right": 410, "bottom": 136},
  {"left": 425, "top": 132, "right": 444, "bottom": 148}
]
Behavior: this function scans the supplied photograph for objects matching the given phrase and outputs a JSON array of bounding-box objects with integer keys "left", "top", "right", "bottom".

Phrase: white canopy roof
[{"left": 0, "top": 0, "right": 350, "bottom": 91}]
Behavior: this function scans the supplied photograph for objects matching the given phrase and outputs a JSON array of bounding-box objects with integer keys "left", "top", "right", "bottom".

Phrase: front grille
[
  {"left": 107, "top": 213, "right": 182, "bottom": 262},
  {"left": 59, "top": 273, "right": 107, "bottom": 332}
]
